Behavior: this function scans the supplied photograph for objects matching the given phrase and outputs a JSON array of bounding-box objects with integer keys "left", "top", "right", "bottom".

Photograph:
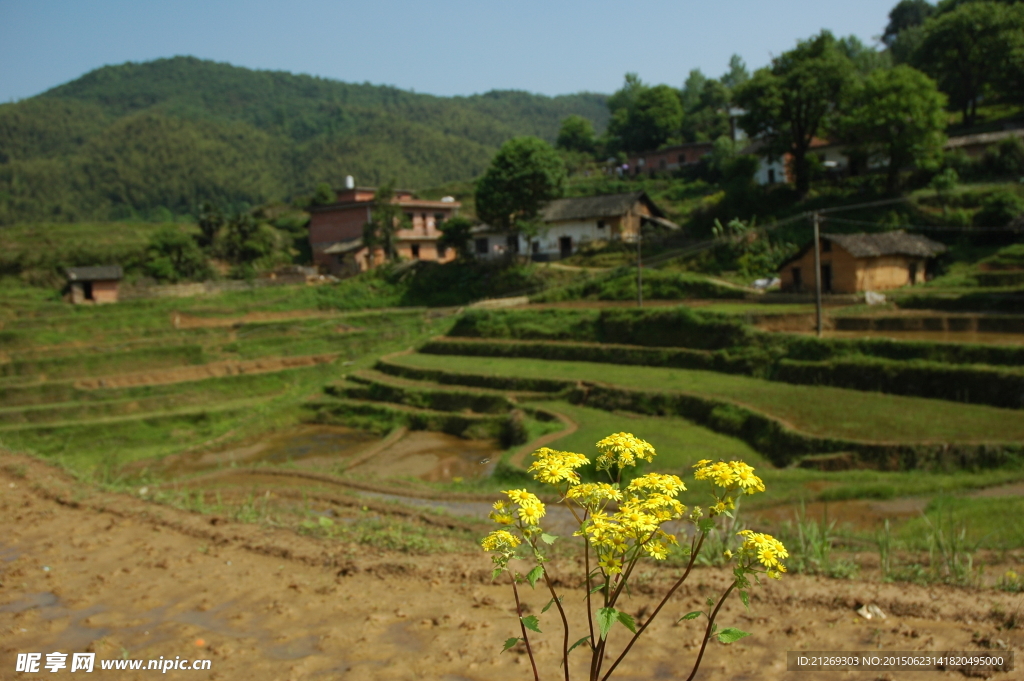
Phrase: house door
[
  {"left": 83, "top": 282, "right": 94, "bottom": 301},
  {"left": 909, "top": 262, "right": 918, "bottom": 285},
  {"left": 559, "top": 236, "right": 572, "bottom": 259},
  {"left": 821, "top": 264, "right": 832, "bottom": 293}
]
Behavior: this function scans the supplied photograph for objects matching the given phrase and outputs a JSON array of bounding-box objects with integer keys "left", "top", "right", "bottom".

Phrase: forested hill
[{"left": 0, "top": 56, "right": 609, "bottom": 224}]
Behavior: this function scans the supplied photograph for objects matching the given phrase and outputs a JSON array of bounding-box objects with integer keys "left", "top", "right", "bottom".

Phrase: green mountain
[{"left": 0, "top": 56, "right": 609, "bottom": 224}]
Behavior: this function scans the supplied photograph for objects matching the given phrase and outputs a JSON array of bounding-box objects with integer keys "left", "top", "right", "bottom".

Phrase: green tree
[
  {"left": 362, "top": 181, "right": 408, "bottom": 265},
  {"left": 437, "top": 215, "right": 476, "bottom": 260},
  {"left": 883, "top": 0, "right": 936, "bottom": 46},
  {"left": 842, "top": 65, "right": 947, "bottom": 193},
  {"left": 145, "top": 225, "right": 211, "bottom": 282},
  {"left": 312, "top": 182, "right": 335, "bottom": 205},
  {"left": 222, "top": 211, "right": 277, "bottom": 265},
  {"left": 609, "top": 84, "right": 684, "bottom": 153},
  {"left": 913, "top": 1, "right": 1016, "bottom": 125},
  {"left": 838, "top": 35, "right": 892, "bottom": 73},
  {"left": 681, "top": 69, "right": 707, "bottom": 112},
  {"left": 556, "top": 115, "right": 596, "bottom": 153},
  {"left": 475, "top": 137, "right": 565, "bottom": 254},
  {"left": 196, "top": 201, "right": 224, "bottom": 250},
  {"left": 720, "top": 54, "right": 750, "bottom": 90},
  {"left": 735, "top": 31, "right": 856, "bottom": 197}
]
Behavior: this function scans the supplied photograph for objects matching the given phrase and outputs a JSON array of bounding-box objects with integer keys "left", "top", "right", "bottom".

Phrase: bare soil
[
  {"left": 170, "top": 311, "right": 342, "bottom": 330},
  {"left": 2, "top": 454, "right": 1020, "bottom": 681}
]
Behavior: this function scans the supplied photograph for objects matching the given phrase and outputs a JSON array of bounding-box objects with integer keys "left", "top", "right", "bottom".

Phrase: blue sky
[{"left": 0, "top": 0, "right": 898, "bottom": 102}]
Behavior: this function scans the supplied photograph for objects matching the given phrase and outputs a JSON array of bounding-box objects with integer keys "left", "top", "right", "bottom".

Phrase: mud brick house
[
  {"left": 308, "top": 186, "right": 461, "bottom": 274},
  {"left": 65, "top": 266, "right": 123, "bottom": 304},
  {"left": 779, "top": 231, "right": 947, "bottom": 294},
  {"left": 472, "top": 191, "right": 678, "bottom": 261},
  {"left": 627, "top": 142, "right": 714, "bottom": 177}
]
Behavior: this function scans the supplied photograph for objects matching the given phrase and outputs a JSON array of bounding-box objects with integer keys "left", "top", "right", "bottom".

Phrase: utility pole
[
  {"left": 637, "top": 221, "right": 643, "bottom": 308},
  {"left": 812, "top": 211, "right": 823, "bottom": 338}
]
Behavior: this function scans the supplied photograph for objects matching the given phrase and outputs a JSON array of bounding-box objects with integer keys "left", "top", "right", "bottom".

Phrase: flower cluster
[
  {"left": 527, "top": 447, "right": 589, "bottom": 486},
  {"left": 693, "top": 459, "right": 765, "bottom": 516},
  {"left": 737, "top": 530, "right": 789, "bottom": 579},
  {"left": 595, "top": 432, "right": 656, "bottom": 472}
]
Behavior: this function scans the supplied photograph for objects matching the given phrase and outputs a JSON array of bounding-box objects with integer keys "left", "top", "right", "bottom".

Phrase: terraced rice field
[{"left": 387, "top": 352, "right": 1024, "bottom": 443}]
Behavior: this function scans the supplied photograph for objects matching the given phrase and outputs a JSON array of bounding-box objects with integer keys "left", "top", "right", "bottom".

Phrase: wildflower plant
[{"left": 481, "top": 433, "right": 787, "bottom": 681}]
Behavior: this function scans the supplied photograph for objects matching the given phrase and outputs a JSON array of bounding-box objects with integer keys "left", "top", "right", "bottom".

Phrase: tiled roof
[
  {"left": 540, "top": 191, "right": 664, "bottom": 222},
  {"left": 66, "top": 266, "right": 123, "bottom": 281},
  {"left": 823, "top": 231, "right": 947, "bottom": 258}
]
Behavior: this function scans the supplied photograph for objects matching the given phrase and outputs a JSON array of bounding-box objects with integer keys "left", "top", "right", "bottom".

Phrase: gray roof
[
  {"left": 822, "top": 231, "right": 947, "bottom": 258},
  {"left": 66, "top": 266, "right": 123, "bottom": 281},
  {"left": 323, "top": 237, "right": 364, "bottom": 254},
  {"left": 540, "top": 191, "right": 665, "bottom": 222}
]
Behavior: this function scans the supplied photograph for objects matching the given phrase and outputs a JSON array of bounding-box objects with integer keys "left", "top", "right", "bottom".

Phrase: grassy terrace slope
[{"left": 390, "top": 353, "right": 1024, "bottom": 443}]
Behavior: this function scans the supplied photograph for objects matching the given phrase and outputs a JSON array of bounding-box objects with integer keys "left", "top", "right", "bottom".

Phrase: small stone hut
[
  {"left": 779, "top": 231, "right": 946, "bottom": 294},
  {"left": 66, "top": 266, "right": 123, "bottom": 304}
]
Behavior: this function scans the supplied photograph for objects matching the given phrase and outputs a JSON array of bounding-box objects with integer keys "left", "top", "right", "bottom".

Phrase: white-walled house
[{"left": 470, "top": 192, "right": 678, "bottom": 261}]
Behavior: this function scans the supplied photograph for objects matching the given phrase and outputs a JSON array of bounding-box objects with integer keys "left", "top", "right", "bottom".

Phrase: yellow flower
[
  {"left": 489, "top": 500, "right": 515, "bottom": 525},
  {"left": 528, "top": 448, "right": 589, "bottom": 486},
  {"left": 595, "top": 432, "right": 656, "bottom": 471},
  {"left": 504, "top": 489, "right": 540, "bottom": 506},
  {"left": 518, "top": 503, "right": 545, "bottom": 525},
  {"left": 644, "top": 540, "right": 668, "bottom": 560},
  {"left": 565, "top": 482, "right": 622, "bottom": 506},
  {"left": 598, "top": 554, "right": 623, "bottom": 574},
  {"left": 481, "top": 529, "right": 521, "bottom": 552},
  {"left": 737, "top": 530, "right": 788, "bottom": 574}
]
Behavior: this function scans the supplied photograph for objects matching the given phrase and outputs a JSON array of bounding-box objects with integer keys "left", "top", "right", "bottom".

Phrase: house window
[
  {"left": 411, "top": 244, "right": 420, "bottom": 259},
  {"left": 659, "top": 159, "right": 667, "bottom": 169},
  {"left": 909, "top": 261, "right": 918, "bottom": 284},
  {"left": 404, "top": 212, "right": 413, "bottom": 226},
  {"left": 597, "top": 220, "right": 606, "bottom": 230},
  {"left": 475, "top": 238, "right": 489, "bottom": 255},
  {"left": 438, "top": 245, "right": 447, "bottom": 259},
  {"left": 678, "top": 154, "right": 686, "bottom": 164},
  {"left": 506, "top": 235, "right": 519, "bottom": 253},
  {"left": 792, "top": 267, "right": 802, "bottom": 290},
  {"left": 822, "top": 240, "right": 831, "bottom": 253},
  {"left": 434, "top": 213, "right": 445, "bottom": 229},
  {"left": 767, "top": 169, "right": 776, "bottom": 184},
  {"left": 531, "top": 241, "right": 540, "bottom": 254}
]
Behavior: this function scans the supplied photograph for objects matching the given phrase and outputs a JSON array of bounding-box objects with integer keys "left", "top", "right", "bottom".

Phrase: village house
[
  {"left": 472, "top": 191, "right": 678, "bottom": 261},
  {"left": 307, "top": 182, "right": 461, "bottom": 275},
  {"left": 778, "top": 231, "right": 947, "bottom": 294},
  {"left": 626, "top": 141, "right": 714, "bottom": 177},
  {"left": 66, "top": 266, "right": 123, "bottom": 304}
]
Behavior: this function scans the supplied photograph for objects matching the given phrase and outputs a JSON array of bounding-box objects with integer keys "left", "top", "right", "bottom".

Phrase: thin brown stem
[
  {"left": 541, "top": 569, "right": 570, "bottom": 681},
  {"left": 600, "top": 532, "right": 707, "bottom": 681},
  {"left": 510, "top": 571, "right": 541, "bottom": 681},
  {"left": 684, "top": 581, "right": 737, "bottom": 681}
]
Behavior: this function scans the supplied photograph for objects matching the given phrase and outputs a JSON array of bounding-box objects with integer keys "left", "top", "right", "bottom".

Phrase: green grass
[
  {"left": 896, "top": 495, "right": 1024, "bottom": 551},
  {"left": 390, "top": 353, "right": 1024, "bottom": 443},
  {"left": 533, "top": 400, "right": 764, "bottom": 469}
]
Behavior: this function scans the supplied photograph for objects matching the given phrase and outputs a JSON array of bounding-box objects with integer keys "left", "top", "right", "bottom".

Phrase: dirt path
[
  {"left": 2, "top": 453, "right": 1020, "bottom": 680},
  {"left": 74, "top": 354, "right": 339, "bottom": 390},
  {"left": 509, "top": 409, "right": 577, "bottom": 468}
]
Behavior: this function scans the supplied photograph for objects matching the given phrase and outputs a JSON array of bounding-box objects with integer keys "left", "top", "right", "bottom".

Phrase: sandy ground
[{"left": 2, "top": 454, "right": 1020, "bottom": 681}]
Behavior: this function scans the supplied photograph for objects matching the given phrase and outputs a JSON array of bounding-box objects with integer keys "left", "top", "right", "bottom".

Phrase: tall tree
[
  {"left": 362, "top": 181, "right": 407, "bottom": 265},
  {"left": 913, "top": 1, "right": 1013, "bottom": 125},
  {"left": 437, "top": 216, "right": 475, "bottom": 260},
  {"left": 735, "top": 31, "right": 856, "bottom": 197},
  {"left": 842, "top": 65, "right": 947, "bottom": 193},
  {"left": 556, "top": 115, "right": 596, "bottom": 153},
  {"left": 608, "top": 84, "right": 684, "bottom": 153},
  {"left": 196, "top": 201, "right": 224, "bottom": 250},
  {"left": 720, "top": 54, "right": 750, "bottom": 90},
  {"left": 681, "top": 69, "right": 707, "bottom": 112},
  {"left": 883, "top": 0, "right": 936, "bottom": 46},
  {"left": 475, "top": 137, "right": 565, "bottom": 255},
  {"left": 145, "top": 225, "right": 211, "bottom": 282}
]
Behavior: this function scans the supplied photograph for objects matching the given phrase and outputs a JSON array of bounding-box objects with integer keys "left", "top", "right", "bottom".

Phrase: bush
[{"left": 974, "top": 190, "right": 1024, "bottom": 227}]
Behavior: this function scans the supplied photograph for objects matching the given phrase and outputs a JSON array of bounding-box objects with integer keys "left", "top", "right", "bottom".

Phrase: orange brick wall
[{"left": 780, "top": 245, "right": 928, "bottom": 293}]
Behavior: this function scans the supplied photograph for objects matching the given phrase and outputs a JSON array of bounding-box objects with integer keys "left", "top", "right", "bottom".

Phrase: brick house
[
  {"left": 779, "top": 231, "right": 947, "bottom": 294},
  {"left": 308, "top": 186, "right": 461, "bottom": 274},
  {"left": 66, "top": 266, "right": 123, "bottom": 304},
  {"left": 627, "top": 142, "right": 714, "bottom": 177}
]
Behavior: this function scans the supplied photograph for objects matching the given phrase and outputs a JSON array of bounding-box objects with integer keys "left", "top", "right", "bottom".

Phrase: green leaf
[
  {"left": 526, "top": 565, "right": 544, "bottom": 589},
  {"left": 521, "top": 615, "right": 542, "bottom": 633},
  {"left": 706, "top": 597, "right": 715, "bottom": 607},
  {"left": 588, "top": 582, "right": 606, "bottom": 595},
  {"left": 596, "top": 607, "right": 618, "bottom": 640},
  {"left": 567, "top": 636, "right": 591, "bottom": 654},
  {"left": 679, "top": 611, "right": 702, "bottom": 622},
  {"left": 698, "top": 518, "right": 715, "bottom": 533},
  {"left": 502, "top": 637, "right": 520, "bottom": 652},
  {"left": 491, "top": 567, "right": 503, "bottom": 581},
  {"left": 717, "top": 627, "right": 751, "bottom": 644},
  {"left": 739, "top": 590, "right": 750, "bottom": 611},
  {"left": 541, "top": 597, "right": 562, "bottom": 614},
  {"left": 721, "top": 510, "right": 734, "bottom": 518},
  {"left": 540, "top": 533, "right": 558, "bottom": 545},
  {"left": 617, "top": 610, "right": 638, "bottom": 634}
]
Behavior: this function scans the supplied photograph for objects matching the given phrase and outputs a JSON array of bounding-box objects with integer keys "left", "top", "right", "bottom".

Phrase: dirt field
[{"left": 2, "top": 454, "right": 1019, "bottom": 681}]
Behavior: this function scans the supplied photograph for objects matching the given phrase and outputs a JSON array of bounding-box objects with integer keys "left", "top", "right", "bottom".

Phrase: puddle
[
  {"left": 151, "top": 425, "right": 381, "bottom": 476},
  {"left": 1, "top": 592, "right": 110, "bottom": 650},
  {"left": 749, "top": 497, "right": 929, "bottom": 531},
  {"left": 350, "top": 430, "right": 501, "bottom": 482}
]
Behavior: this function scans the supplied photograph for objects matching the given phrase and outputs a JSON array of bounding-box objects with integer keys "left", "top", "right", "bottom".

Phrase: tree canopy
[
  {"left": 735, "top": 31, "right": 857, "bottom": 197},
  {"left": 842, "top": 65, "right": 948, "bottom": 193},
  {"left": 556, "top": 115, "right": 596, "bottom": 154},
  {"left": 474, "top": 137, "right": 566, "bottom": 242}
]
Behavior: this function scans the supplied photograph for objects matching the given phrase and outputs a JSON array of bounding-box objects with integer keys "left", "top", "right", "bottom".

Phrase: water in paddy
[{"left": 152, "top": 425, "right": 381, "bottom": 477}]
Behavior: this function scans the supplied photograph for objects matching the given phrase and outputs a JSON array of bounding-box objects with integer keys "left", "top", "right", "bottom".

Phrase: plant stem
[
  {"left": 600, "top": 532, "right": 707, "bottom": 681},
  {"left": 541, "top": 569, "right": 571, "bottom": 681},
  {"left": 684, "top": 581, "right": 737, "bottom": 681},
  {"left": 510, "top": 570, "right": 541, "bottom": 681}
]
